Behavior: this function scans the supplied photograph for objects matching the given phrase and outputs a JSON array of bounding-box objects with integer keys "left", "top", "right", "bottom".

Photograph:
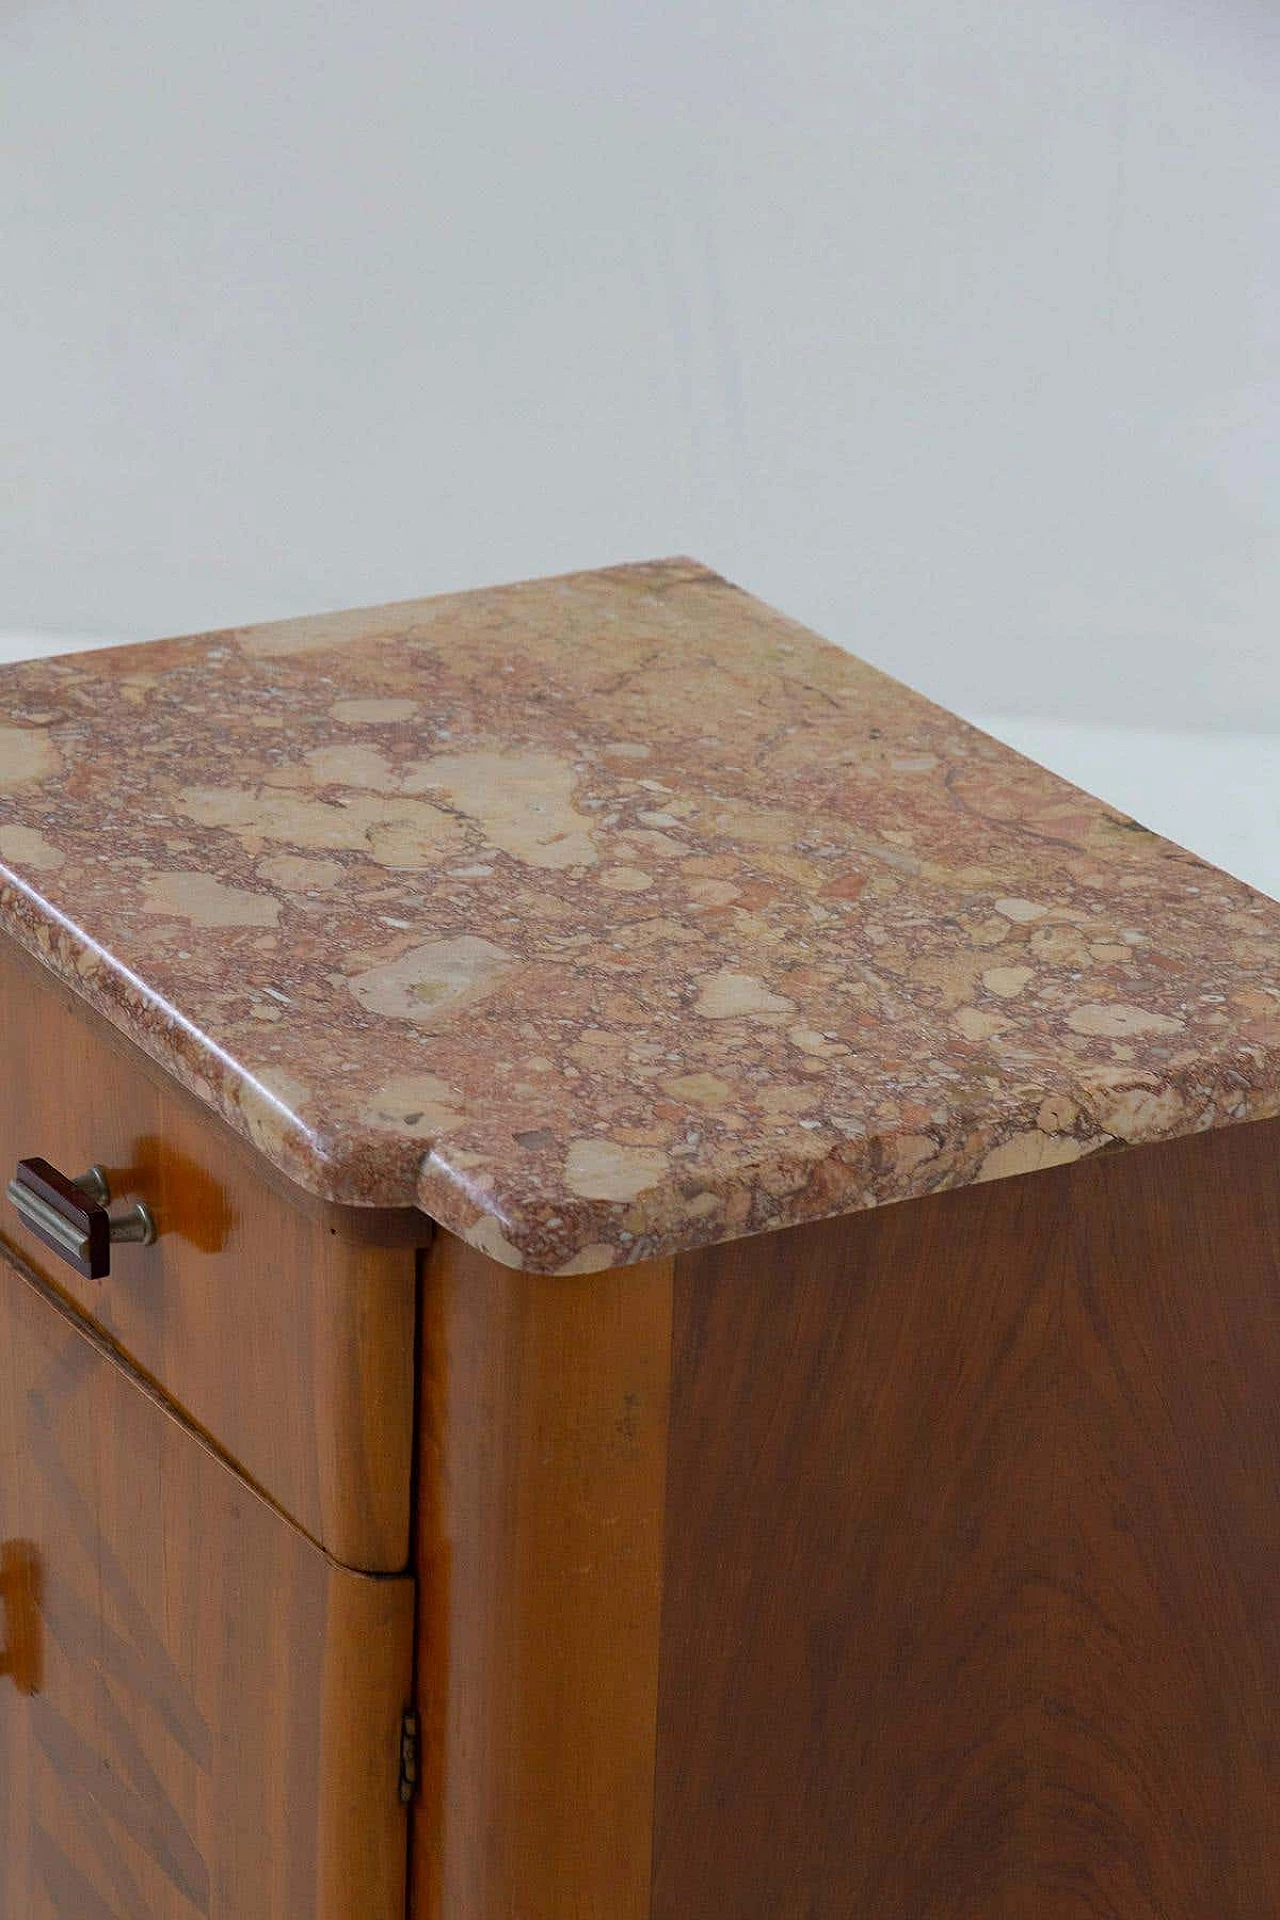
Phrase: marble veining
[{"left": 1, "top": 558, "right": 1279, "bottom": 1272}]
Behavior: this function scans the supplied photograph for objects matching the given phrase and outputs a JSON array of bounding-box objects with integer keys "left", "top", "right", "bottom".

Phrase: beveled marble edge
[
  {"left": 418, "top": 1069, "right": 1280, "bottom": 1273},
  {"left": 0, "top": 872, "right": 415, "bottom": 1204},
  {"left": 11, "top": 850, "right": 1280, "bottom": 1282}
]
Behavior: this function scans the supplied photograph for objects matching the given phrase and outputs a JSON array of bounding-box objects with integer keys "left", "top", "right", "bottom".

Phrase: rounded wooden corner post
[{"left": 413, "top": 1230, "right": 675, "bottom": 1920}]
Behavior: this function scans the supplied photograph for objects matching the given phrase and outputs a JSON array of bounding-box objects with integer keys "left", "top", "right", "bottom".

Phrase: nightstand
[{"left": 3, "top": 559, "right": 1279, "bottom": 1916}]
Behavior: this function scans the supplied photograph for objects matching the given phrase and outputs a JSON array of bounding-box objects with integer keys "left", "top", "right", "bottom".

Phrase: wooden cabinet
[
  {"left": 3, "top": 560, "right": 1280, "bottom": 1914},
  {"left": 14, "top": 1035, "right": 1280, "bottom": 1920},
  {"left": 0, "top": 1248, "right": 414, "bottom": 1919}
]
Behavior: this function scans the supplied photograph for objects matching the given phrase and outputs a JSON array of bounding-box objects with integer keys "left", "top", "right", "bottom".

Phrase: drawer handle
[
  {"left": 5, "top": 1159, "right": 156, "bottom": 1280},
  {"left": 0, "top": 1540, "right": 42, "bottom": 1696}
]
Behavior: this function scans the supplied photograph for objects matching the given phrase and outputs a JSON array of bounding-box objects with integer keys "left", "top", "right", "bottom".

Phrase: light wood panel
[
  {"left": 0, "top": 1246, "right": 414, "bottom": 1919},
  {"left": 412, "top": 1233, "right": 674, "bottom": 1920},
  {"left": 0, "top": 934, "right": 420, "bottom": 1570},
  {"left": 652, "top": 1118, "right": 1280, "bottom": 1918}
]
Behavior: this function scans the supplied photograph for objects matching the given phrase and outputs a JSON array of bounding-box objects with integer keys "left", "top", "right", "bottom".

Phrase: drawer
[
  {"left": 0, "top": 934, "right": 422, "bottom": 1572},
  {"left": 0, "top": 1248, "right": 414, "bottom": 1918}
]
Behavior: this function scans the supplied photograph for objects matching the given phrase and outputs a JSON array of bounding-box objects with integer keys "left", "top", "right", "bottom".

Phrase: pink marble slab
[{"left": 1, "top": 557, "right": 1278, "bottom": 1272}]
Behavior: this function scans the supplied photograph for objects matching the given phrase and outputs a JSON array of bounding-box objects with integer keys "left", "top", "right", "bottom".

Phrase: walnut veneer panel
[
  {"left": 412, "top": 1232, "right": 674, "bottom": 1920},
  {"left": 0, "top": 934, "right": 418, "bottom": 1571},
  {"left": 0, "top": 1250, "right": 414, "bottom": 1918},
  {"left": 651, "top": 1117, "right": 1280, "bottom": 1917},
  {"left": 2, "top": 560, "right": 1279, "bottom": 1273}
]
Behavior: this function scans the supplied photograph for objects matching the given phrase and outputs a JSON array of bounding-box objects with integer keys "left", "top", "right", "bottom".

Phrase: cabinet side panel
[
  {"left": 413, "top": 1234, "right": 674, "bottom": 1920},
  {"left": 652, "top": 1120, "right": 1280, "bottom": 1919}
]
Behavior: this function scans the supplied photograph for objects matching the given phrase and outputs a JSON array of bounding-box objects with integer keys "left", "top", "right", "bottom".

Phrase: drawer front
[
  {"left": 0, "top": 1250, "right": 414, "bottom": 1918},
  {"left": 0, "top": 934, "right": 418, "bottom": 1570}
]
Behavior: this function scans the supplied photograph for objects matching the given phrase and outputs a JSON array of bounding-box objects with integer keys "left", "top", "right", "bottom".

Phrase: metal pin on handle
[{"left": 73, "top": 1166, "right": 156, "bottom": 1244}]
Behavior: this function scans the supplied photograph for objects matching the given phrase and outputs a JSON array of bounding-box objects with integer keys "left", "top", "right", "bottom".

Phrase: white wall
[{"left": 4, "top": 0, "right": 1280, "bottom": 732}]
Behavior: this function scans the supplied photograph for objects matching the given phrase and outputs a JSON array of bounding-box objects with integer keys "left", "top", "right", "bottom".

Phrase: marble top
[{"left": 2, "top": 557, "right": 1278, "bottom": 1273}]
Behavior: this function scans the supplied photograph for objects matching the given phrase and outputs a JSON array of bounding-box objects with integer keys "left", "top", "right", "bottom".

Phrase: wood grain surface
[
  {"left": 0, "top": 934, "right": 419, "bottom": 1570},
  {"left": 651, "top": 1118, "right": 1280, "bottom": 1919},
  {"left": 411, "top": 1233, "right": 674, "bottom": 1920},
  {"left": 0, "top": 1537, "right": 42, "bottom": 1698},
  {"left": 0, "top": 1246, "right": 414, "bottom": 1919}
]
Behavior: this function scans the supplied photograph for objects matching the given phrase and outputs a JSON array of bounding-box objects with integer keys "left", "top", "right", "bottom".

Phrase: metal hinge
[{"left": 398, "top": 1709, "right": 419, "bottom": 1806}]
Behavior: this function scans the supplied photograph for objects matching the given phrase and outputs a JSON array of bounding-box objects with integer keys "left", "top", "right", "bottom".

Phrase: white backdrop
[{"left": 3, "top": 0, "right": 1279, "bottom": 880}]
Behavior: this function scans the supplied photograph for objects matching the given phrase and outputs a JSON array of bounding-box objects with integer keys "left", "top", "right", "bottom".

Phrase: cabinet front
[{"left": 0, "top": 1249, "right": 414, "bottom": 1919}]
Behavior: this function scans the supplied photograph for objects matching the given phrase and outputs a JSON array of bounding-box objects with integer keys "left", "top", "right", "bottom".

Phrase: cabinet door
[{"left": 0, "top": 1250, "right": 414, "bottom": 1918}]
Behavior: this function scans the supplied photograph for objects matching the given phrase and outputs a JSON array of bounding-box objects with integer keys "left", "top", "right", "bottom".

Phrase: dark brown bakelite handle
[
  {"left": 5, "top": 1158, "right": 155, "bottom": 1280},
  {"left": 0, "top": 1540, "right": 42, "bottom": 1696},
  {"left": 6, "top": 1157, "right": 111, "bottom": 1278}
]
